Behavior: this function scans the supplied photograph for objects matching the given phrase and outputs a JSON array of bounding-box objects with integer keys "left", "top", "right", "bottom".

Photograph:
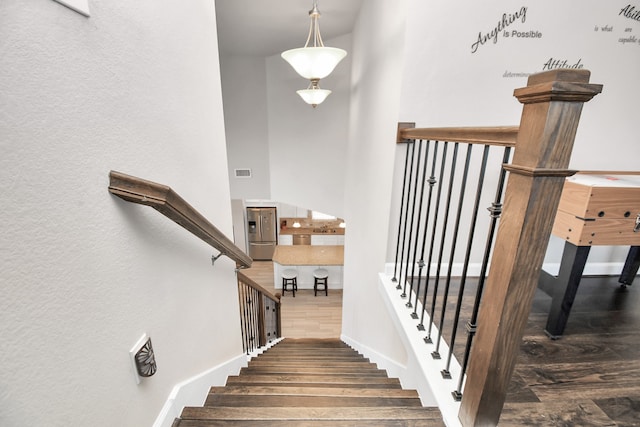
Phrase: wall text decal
[
  {"left": 620, "top": 4, "right": 640, "bottom": 22},
  {"left": 471, "top": 7, "right": 528, "bottom": 53},
  {"left": 542, "top": 58, "right": 584, "bottom": 71}
]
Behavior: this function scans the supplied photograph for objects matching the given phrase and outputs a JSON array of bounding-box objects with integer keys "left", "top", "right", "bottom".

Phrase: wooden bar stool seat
[
  {"left": 313, "top": 268, "right": 329, "bottom": 296},
  {"left": 282, "top": 269, "right": 298, "bottom": 297}
]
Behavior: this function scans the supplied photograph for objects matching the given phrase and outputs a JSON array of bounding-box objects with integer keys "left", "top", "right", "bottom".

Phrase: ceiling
[{"left": 215, "top": 0, "right": 364, "bottom": 57}]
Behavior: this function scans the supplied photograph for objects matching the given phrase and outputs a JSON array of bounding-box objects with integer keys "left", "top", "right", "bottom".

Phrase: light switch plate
[{"left": 52, "top": 0, "right": 90, "bottom": 17}]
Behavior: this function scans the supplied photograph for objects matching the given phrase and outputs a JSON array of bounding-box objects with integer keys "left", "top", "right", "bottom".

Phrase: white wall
[
  {"left": 390, "top": 0, "right": 640, "bottom": 267},
  {"left": 340, "top": 0, "right": 410, "bottom": 369},
  {"left": 266, "top": 34, "right": 352, "bottom": 218},
  {"left": 220, "top": 55, "right": 272, "bottom": 200},
  {"left": 0, "top": 1, "right": 243, "bottom": 426}
]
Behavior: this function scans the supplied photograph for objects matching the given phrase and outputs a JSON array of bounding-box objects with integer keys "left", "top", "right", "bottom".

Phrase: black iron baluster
[
  {"left": 246, "top": 286, "right": 255, "bottom": 353},
  {"left": 412, "top": 141, "right": 439, "bottom": 316},
  {"left": 397, "top": 141, "right": 416, "bottom": 289},
  {"left": 392, "top": 141, "right": 412, "bottom": 283},
  {"left": 453, "top": 146, "right": 512, "bottom": 400},
  {"left": 403, "top": 139, "right": 425, "bottom": 298},
  {"left": 419, "top": 141, "right": 448, "bottom": 328},
  {"left": 432, "top": 144, "right": 473, "bottom": 360},
  {"left": 442, "top": 145, "right": 490, "bottom": 382},
  {"left": 241, "top": 283, "right": 251, "bottom": 354},
  {"left": 424, "top": 142, "right": 458, "bottom": 343}
]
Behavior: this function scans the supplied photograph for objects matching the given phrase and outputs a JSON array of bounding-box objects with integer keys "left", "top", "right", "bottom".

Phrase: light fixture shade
[
  {"left": 297, "top": 87, "right": 331, "bottom": 107},
  {"left": 281, "top": 46, "right": 347, "bottom": 80}
]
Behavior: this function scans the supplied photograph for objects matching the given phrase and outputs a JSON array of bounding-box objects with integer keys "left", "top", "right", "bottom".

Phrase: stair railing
[
  {"left": 237, "top": 271, "right": 281, "bottom": 354},
  {"left": 108, "top": 170, "right": 252, "bottom": 268},
  {"left": 391, "top": 69, "right": 602, "bottom": 426}
]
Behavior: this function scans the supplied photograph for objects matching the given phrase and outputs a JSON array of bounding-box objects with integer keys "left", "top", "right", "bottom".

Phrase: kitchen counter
[
  {"left": 272, "top": 245, "right": 344, "bottom": 290},
  {"left": 280, "top": 228, "right": 345, "bottom": 235},
  {"left": 272, "top": 245, "right": 344, "bottom": 266}
]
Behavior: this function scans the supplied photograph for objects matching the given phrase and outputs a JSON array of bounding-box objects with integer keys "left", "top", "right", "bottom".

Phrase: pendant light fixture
[{"left": 281, "top": 0, "right": 347, "bottom": 107}]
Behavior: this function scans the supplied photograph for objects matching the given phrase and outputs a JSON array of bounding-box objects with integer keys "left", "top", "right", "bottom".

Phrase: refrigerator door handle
[{"left": 251, "top": 242, "right": 275, "bottom": 245}]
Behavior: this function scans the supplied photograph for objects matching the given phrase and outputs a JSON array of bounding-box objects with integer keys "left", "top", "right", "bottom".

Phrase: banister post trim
[
  {"left": 502, "top": 164, "right": 578, "bottom": 178},
  {"left": 458, "top": 69, "right": 601, "bottom": 427}
]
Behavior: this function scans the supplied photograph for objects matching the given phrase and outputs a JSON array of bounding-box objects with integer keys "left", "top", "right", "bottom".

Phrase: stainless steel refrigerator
[{"left": 246, "top": 207, "right": 277, "bottom": 260}]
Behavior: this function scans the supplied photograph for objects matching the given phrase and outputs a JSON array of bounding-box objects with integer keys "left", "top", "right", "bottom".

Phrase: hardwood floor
[
  {"left": 503, "top": 275, "right": 640, "bottom": 427},
  {"left": 241, "top": 262, "right": 640, "bottom": 426},
  {"left": 241, "top": 261, "right": 342, "bottom": 338}
]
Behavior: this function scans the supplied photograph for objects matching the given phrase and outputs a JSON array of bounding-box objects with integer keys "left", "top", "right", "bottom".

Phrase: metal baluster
[
  {"left": 392, "top": 141, "right": 412, "bottom": 283},
  {"left": 250, "top": 287, "right": 258, "bottom": 352},
  {"left": 412, "top": 141, "right": 439, "bottom": 317},
  {"left": 397, "top": 141, "right": 416, "bottom": 289},
  {"left": 425, "top": 142, "right": 458, "bottom": 343},
  {"left": 443, "top": 145, "right": 490, "bottom": 381},
  {"left": 419, "top": 141, "right": 448, "bottom": 329},
  {"left": 403, "top": 140, "right": 424, "bottom": 298},
  {"left": 453, "top": 146, "right": 512, "bottom": 400},
  {"left": 241, "top": 283, "right": 250, "bottom": 354},
  {"left": 432, "top": 144, "right": 473, "bottom": 360}
]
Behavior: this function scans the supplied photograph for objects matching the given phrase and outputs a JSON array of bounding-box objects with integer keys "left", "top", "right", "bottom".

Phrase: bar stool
[
  {"left": 282, "top": 269, "right": 298, "bottom": 297},
  {"left": 313, "top": 268, "right": 329, "bottom": 296}
]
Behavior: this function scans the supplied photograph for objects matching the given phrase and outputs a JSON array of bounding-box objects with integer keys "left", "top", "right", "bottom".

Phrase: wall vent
[{"left": 234, "top": 168, "right": 252, "bottom": 178}]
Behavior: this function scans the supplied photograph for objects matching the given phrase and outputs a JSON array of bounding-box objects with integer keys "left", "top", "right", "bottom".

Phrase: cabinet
[
  {"left": 311, "top": 235, "right": 344, "bottom": 245},
  {"left": 279, "top": 235, "right": 292, "bottom": 245}
]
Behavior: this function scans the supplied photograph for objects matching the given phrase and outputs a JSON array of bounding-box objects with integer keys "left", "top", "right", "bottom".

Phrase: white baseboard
[
  {"left": 376, "top": 272, "right": 463, "bottom": 427},
  {"left": 152, "top": 353, "right": 247, "bottom": 427},
  {"left": 339, "top": 334, "right": 408, "bottom": 383}
]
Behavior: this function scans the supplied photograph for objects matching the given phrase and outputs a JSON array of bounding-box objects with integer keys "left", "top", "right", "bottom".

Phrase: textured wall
[
  {"left": 265, "top": 33, "right": 352, "bottom": 219},
  {"left": 340, "top": 0, "right": 410, "bottom": 365},
  {"left": 0, "top": 1, "right": 242, "bottom": 426},
  {"left": 392, "top": 0, "right": 640, "bottom": 267},
  {"left": 220, "top": 55, "right": 272, "bottom": 201}
]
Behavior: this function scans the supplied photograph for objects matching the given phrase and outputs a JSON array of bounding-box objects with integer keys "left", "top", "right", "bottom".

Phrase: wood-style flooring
[
  {"left": 241, "top": 261, "right": 342, "bottom": 338},
  {"left": 242, "top": 262, "right": 640, "bottom": 426}
]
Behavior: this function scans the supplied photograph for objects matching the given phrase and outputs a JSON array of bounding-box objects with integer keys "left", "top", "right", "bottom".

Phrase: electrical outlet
[{"left": 52, "top": 0, "right": 90, "bottom": 17}]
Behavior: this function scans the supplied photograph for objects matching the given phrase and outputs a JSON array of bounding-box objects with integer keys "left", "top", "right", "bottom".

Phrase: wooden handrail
[
  {"left": 398, "top": 125, "right": 519, "bottom": 147},
  {"left": 237, "top": 271, "right": 281, "bottom": 303},
  {"left": 108, "top": 170, "right": 252, "bottom": 268}
]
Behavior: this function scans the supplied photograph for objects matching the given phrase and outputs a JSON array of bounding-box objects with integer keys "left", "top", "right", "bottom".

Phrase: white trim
[
  {"left": 340, "top": 335, "right": 408, "bottom": 384},
  {"left": 52, "top": 0, "right": 90, "bottom": 17},
  {"left": 541, "top": 262, "right": 626, "bottom": 277},
  {"left": 152, "top": 353, "right": 247, "bottom": 427},
  {"left": 377, "top": 272, "right": 463, "bottom": 427}
]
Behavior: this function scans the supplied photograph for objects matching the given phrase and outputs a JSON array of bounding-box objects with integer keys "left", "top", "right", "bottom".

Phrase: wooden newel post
[{"left": 458, "top": 69, "right": 602, "bottom": 427}]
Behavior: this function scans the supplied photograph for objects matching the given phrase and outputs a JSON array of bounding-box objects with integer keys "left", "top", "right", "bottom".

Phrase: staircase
[{"left": 173, "top": 338, "right": 444, "bottom": 426}]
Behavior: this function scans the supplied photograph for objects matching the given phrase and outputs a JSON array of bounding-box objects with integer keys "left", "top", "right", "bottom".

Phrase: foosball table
[{"left": 538, "top": 172, "right": 640, "bottom": 338}]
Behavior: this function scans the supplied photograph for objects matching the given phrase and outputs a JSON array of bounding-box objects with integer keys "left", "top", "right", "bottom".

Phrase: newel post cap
[{"left": 514, "top": 69, "right": 603, "bottom": 104}]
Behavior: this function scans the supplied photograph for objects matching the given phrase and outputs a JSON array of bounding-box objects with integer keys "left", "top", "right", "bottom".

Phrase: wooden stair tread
[
  {"left": 241, "top": 367, "right": 388, "bottom": 376},
  {"left": 278, "top": 338, "right": 351, "bottom": 348},
  {"left": 180, "top": 406, "right": 443, "bottom": 421},
  {"left": 175, "top": 420, "right": 443, "bottom": 427},
  {"left": 224, "top": 381, "right": 404, "bottom": 389},
  {"left": 248, "top": 360, "right": 377, "bottom": 368},
  {"left": 209, "top": 385, "right": 419, "bottom": 398},
  {"left": 255, "top": 354, "right": 368, "bottom": 361},
  {"left": 205, "top": 394, "right": 422, "bottom": 407},
  {"left": 226, "top": 374, "right": 401, "bottom": 385},
  {"left": 176, "top": 339, "right": 444, "bottom": 426}
]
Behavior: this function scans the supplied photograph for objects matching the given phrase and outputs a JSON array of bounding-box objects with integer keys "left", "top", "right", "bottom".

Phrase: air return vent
[{"left": 234, "top": 168, "right": 252, "bottom": 178}]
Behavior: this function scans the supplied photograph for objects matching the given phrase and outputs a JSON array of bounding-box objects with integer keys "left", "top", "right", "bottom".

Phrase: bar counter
[
  {"left": 272, "top": 245, "right": 344, "bottom": 265},
  {"left": 272, "top": 245, "right": 344, "bottom": 290}
]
